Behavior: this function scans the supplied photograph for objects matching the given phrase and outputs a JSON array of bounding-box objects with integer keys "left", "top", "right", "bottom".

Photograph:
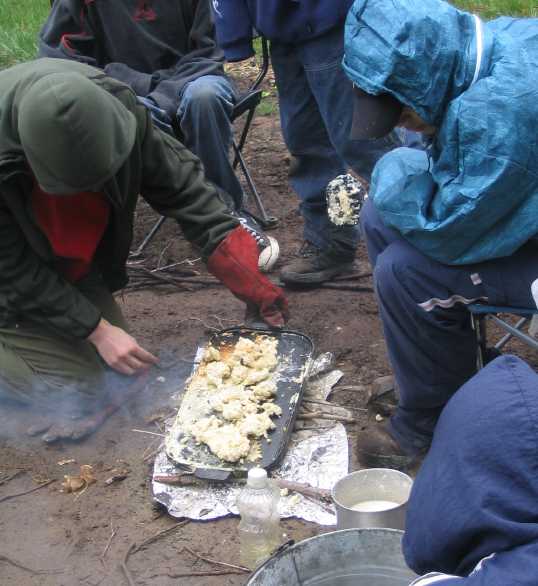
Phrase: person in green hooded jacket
[{"left": 0, "top": 58, "right": 288, "bottom": 442}]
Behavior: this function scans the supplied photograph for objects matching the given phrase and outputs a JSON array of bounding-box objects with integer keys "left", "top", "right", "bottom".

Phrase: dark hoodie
[
  {"left": 38, "top": 0, "right": 225, "bottom": 117},
  {"left": 0, "top": 59, "right": 236, "bottom": 339},
  {"left": 404, "top": 355, "right": 538, "bottom": 585}
]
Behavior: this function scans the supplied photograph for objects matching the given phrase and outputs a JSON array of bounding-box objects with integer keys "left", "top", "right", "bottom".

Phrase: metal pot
[
  {"left": 246, "top": 528, "right": 417, "bottom": 585},
  {"left": 332, "top": 468, "right": 413, "bottom": 530}
]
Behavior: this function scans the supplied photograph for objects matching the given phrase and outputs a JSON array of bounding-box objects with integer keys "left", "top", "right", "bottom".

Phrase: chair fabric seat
[{"left": 468, "top": 303, "right": 538, "bottom": 316}]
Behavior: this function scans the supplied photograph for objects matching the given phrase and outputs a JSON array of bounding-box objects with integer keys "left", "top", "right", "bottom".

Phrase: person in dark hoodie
[
  {"left": 38, "top": 0, "right": 275, "bottom": 254},
  {"left": 343, "top": 0, "right": 538, "bottom": 467},
  {"left": 404, "top": 355, "right": 538, "bottom": 585},
  {"left": 0, "top": 58, "right": 288, "bottom": 442},
  {"left": 212, "top": 0, "right": 420, "bottom": 286}
]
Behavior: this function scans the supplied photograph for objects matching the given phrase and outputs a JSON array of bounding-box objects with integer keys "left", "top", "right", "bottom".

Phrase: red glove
[{"left": 207, "top": 227, "right": 289, "bottom": 328}]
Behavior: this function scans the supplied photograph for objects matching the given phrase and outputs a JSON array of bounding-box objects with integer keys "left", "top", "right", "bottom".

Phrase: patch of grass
[
  {"left": 0, "top": 0, "right": 50, "bottom": 68},
  {"left": 453, "top": 0, "right": 536, "bottom": 18},
  {"left": 0, "top": 0, "right": 535, "bottom": 70}
]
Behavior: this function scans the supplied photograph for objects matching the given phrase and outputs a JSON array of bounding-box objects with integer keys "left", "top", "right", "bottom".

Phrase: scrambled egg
[{"left": 187, "top": 336, "right": 281, "bottom": 463}]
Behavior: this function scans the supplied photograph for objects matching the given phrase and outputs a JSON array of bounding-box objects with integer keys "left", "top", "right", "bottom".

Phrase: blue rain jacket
[
  {"left": 403, "top": 355, "right": 538, "bottom": 585},
  {"left": 343, "top": 0, "right": 538, "bottom": 265}
]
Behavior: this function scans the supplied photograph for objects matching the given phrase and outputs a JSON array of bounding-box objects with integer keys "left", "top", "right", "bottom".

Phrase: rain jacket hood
[
  {"left": 14, "top": 69, "right": 136, "bottom": 194},
  {"left": 343, "top": 0, "right": 538, "bottom": 265},
  {"left": 343, "top": 0, "right": 493, "bottom": 126},
  {"left": 404, "top": 355, "right": 538, "bottom": 583}
]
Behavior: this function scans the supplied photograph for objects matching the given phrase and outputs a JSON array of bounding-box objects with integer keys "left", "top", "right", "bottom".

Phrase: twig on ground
[
  {"left": 120, "top": 520, "right": 191, "bottom": 586},
  {"left": 100, "top": 523, "right": 117, "bottom": 566},
  {"left": 303, "top": 398, "right": 367, "bottom": 412},
  {"left": 182, "top": 545, "right": 250, "bottom": 573},
  {"left": 156, "top": 239, "right": 174, "bottom": 269},
  {"left": 150, "top": 570, "right": 248, "bottom": 578},
  {"left": 0, "top": 554, "right": 62, "bottom": 575},
  {"left": 331, "top": 385, "right": 366, "bottom": 392},
  {"left": 152, "top": 474, "right": 331, "bottom": 501},
  {"left": 297, "top": 412, "right": 356, "bottom": 424},
  {"left": 318, "top": 283, "right": 374, "bottom": 292},
  {"left": 294, "top": 425, "right": 334, "bottom": 432},
  {"left": 332, "top": 271, "right": 372, "bottom": 282},
  {"left": 177, "top": 316, "right": 220, "bottom": 331},
  {"left": 0, "top": 479, "right": 56, "bottom": 504},
  {"left": 131, "top": 429, "right": 165, "bottom": 438},
  {"left": 142, "top": 442, "right": 163, "bottom": 463},
  {"left": 0, "top": 470, "right": 25, "bottom": 487}
]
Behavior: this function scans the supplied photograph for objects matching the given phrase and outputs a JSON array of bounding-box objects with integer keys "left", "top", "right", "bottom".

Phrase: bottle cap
[{"left": 247, "top": 467, "right": 268, "bottom": 489}]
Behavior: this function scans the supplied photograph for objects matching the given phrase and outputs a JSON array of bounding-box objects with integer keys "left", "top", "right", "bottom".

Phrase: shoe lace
[{"left": 235, "top": 213, "right": 266, "bottom": 246}]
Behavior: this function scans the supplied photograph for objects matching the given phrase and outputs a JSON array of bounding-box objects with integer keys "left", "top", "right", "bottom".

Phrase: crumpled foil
[{"left": 152, "top": 353, "right": 349, "bottom": 526}]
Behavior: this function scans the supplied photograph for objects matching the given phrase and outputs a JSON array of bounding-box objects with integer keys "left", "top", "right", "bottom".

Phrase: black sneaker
[
  {"left": 357, "top": 421, "right": 427, "bottom": 471},
  {"left": 234, "top": 210, "right": 280, "bottom": 273},
  {"left": 280, "top": 241, "right": 355, "bottom": 285}
]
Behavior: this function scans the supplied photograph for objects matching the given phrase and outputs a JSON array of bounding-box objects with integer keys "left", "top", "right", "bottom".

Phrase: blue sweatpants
[
  {"left": 361, "top": 198, "right": 537, "bottom": 454},
  {"left": 270, "top": 25, "right": 422, "bottom": 250}
]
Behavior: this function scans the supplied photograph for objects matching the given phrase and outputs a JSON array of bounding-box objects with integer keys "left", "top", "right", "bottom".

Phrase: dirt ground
[{"left": 1, "top": 63, "right": 536, "bottom": 586}]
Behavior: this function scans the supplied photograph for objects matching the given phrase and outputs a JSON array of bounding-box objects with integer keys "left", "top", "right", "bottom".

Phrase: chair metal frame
[
  {"left": 131, "top": 37, "right": 277, "bottom": 257},
  {"left": 469, "top": 304, "right": 538, "bottom": 369}
]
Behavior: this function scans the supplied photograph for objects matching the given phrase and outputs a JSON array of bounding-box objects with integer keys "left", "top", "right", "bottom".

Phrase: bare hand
[{"left": 87, "top": 319, "right": 159, "bottom": 375}]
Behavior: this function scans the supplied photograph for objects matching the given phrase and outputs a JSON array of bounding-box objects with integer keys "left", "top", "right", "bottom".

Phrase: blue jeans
[
  {"left": 361, "top": 198, "right": 537, "bottom": 454},
  {"left": 271, "top": 25, "right": 420, "bottom": 249},
  {"left": 177, "top": 75, "right": 244, "bottom": 210}
]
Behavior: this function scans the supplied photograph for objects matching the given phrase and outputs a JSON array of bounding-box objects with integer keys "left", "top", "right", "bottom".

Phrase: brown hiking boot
[
  {"left": 280, "top": 241, "right": 355, "bottom": 285},
  {"left": 357, "top": 421, "right": 426, "bottom": 471}
]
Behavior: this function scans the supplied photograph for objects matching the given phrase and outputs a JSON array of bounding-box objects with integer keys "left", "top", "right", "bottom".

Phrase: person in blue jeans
[
  {"left": 213, "top": 0, "right": 418, "bottom": 284},
  {"left": 342, "top": 0, "right": 538, "bottom": 466},
  {"left": 38, "top": 0, "right": 274, "bottom": 253}
]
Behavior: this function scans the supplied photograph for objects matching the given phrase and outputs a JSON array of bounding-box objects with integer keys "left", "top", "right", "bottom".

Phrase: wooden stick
[
  {"left": 0, "top": 479, "right": 56, "bottom": 504},
  {"left": 318, "top": 283, "right": 374, "bottom": 292},
  {"left": 0, "top": 470, "right": 25, "bottom": 487},
  {"left": 120, "top": 520, "right": 191, "bottom": 586},
  {"left": 151, "top": 570, "right": 246, "bottom": 578},
  {"left": 332, "top": 272, "right": 372, "bottom": 282},
  {"left": 131, "top": 429, "right": 165, "bottom": 438},
  {"left": 0, "top": 554, "right": 62, "bottom": 575},
  {"left": 297, "top": 412, "right": 356, "bottom": 424},
  {"left": 153, "top": 474, "right": 331, "bottom": 501},
  {"left": 182, "top": 546, "right": 250, "bottom": 572},
  {"left": 101, "top": 524, "right": 117, "bottom": 562},
  {"left": 303, "top": 398, "right": 367, "bottom": 412}
]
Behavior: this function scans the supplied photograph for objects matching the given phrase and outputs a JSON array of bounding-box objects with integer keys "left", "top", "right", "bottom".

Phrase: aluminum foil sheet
[
  {"left": 152, "top": 353, "right": 349, "bottom": 525},
  {"left": 153, "top": 423, "right": 347, "bottom": 525}
]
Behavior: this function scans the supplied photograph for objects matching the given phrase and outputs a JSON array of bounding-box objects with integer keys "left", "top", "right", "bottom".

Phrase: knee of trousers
[
  {"left": 373, "top": 242, "right": 423, "bottom": 306},
  {"left": 179, "top": 81, "right": 231, "bottom": 117}
]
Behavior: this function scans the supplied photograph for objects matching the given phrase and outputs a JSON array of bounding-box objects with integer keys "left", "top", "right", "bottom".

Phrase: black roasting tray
[{"left": 164, "top": 327, "right": 314, "bottom": 481}]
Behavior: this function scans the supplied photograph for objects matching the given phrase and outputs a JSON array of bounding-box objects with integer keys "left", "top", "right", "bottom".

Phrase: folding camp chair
[
  {"left": 130, "top": 37, "right": 277, "bottom": 257},
  {"left": 469, "top": 304, "right": 538, "bottom": 369}
]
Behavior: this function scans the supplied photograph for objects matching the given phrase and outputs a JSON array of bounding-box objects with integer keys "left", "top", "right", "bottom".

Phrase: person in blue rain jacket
[
  {"left": 212, "top": 0, "right": 420, "bottom": 286},
  {"left": 404, "top": 355, "right": 538, "bottom": 585},
  {"left": 342, "top": 0, "right": 538, "bottom": 466}
]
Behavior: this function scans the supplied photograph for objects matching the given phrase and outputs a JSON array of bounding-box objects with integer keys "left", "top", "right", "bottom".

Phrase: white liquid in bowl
[{"left": 350, "top": 500, "right": 399, "bottom": 512}]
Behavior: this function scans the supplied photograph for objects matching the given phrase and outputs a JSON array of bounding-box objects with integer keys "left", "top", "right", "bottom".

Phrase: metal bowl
[{"left": 247, "top": 528, "right": 417, "bottom": 586}]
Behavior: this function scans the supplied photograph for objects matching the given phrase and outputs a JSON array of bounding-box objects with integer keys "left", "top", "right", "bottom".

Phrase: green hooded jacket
[{"left": 0, "top": 58, "right": 237, "bottom": 339}]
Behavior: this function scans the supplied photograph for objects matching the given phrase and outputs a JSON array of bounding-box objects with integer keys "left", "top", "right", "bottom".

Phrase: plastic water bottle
[{"left": 237, "top": 467, "right": 281, "bottom": 569}]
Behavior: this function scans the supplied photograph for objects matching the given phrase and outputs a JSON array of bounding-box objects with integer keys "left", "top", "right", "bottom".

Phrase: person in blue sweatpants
[
  {"left": 403, "top": 355, "right": 538, "bottom": 585},
  {"left": 213, "top": 0, "right": 420, "bottom": 285},
  {"left": 360, "top": 198, "right": 537, "bottom": 461},
  {"left": 342, "top": 0, "right": 538, "bottom": 465}
]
